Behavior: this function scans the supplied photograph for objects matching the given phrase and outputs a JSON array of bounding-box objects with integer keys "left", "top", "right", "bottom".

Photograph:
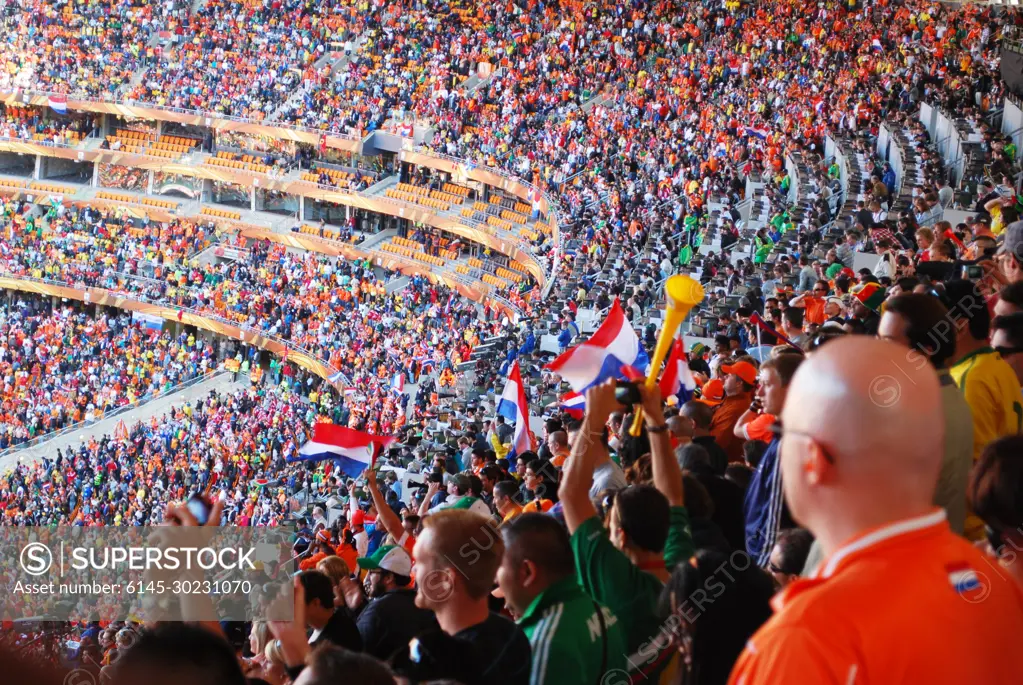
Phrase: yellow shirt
[{"left": 951, "top": 347, "right": 1022, "bottom": 461}]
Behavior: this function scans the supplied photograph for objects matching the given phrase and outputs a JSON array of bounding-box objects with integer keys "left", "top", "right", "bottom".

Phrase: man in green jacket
[
  {"left": 560, "top": 378, "right": 694, "bottom": 683},
  {"left": 498, "top": 513, "right": 626, "bottom": 685}
]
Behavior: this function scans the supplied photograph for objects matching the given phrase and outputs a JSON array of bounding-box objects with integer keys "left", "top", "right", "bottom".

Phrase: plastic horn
[{"left": 629, "top": 274, "right": 706, "bottom": 436}]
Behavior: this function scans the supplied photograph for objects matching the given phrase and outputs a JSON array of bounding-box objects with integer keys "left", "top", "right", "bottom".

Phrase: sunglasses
[{"left": 767, "top": 421, "right": 836, "bottom": 463}]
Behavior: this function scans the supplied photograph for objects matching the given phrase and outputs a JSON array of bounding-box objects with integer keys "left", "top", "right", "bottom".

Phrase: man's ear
[
  {"left": 521, "top": 559, "right": 539, "bottom": 589},
  {"left": 804, "top": 439, "right": 834, "bottom": 486}
]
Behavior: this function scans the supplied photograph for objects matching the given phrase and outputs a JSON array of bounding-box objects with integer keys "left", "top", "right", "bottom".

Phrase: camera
[
  {"left": 186, "top": 494, "right": 214, "bottom": 525},
  {"left": 614, "top": 380, "right": 642, "bottom": 406}
]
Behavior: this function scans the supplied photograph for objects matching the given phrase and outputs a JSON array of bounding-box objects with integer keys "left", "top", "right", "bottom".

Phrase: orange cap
[
  {"left": 696, "top": 378, "right": 725, "bottom": 405},
  {"left": 721, "top": 361, "right": 758, "bottom": 385}
]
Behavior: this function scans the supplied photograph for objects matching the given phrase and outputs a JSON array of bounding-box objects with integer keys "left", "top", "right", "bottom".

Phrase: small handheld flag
[
  {"left": 658, "top": 339, "right": 697, "bottom": 402},
  {"left": 559, "top": 391, "right": 585, "bottom": 418},
  {"left": 496, "top": 361, "right": 535, "bottom": 459}
]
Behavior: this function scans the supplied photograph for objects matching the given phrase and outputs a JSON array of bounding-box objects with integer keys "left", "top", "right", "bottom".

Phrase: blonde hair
[
  {"left": 265, "top": 639, "right": 286, "bottom": 668},
  {"left": 915, "top": 227, "right": 934, "bottom": 243},
  {"left": 316, "top": 555, "right": 352, "bottom": 585},
  {"left": 421, "top": 509, "right": 503, "bottom": 599}
]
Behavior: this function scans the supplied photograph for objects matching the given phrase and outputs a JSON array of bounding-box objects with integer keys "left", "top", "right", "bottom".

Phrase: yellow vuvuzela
[{"left": 628, "top": 274, "right": 705, "bottom": 436}]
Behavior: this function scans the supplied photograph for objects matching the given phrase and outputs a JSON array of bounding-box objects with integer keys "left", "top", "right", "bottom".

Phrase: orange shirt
[
  {"left": 551, "top": 447, "right": 570, "bottom": 468},
  {"left": 709, "top": 392, "right": 752, "bottom": 461},
  {"left": 740, "top": 413, "right": 776, "bottom": 442},
  {"left": 803, "top": 296, "right": 826, "bottom": 325},
  {"left": 729, "top": 510, "right": 1023, "bottom": 685}
]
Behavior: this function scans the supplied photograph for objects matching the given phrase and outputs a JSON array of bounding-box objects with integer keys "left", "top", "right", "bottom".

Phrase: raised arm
[
  {"left": 560, "top": 378, "right": 619, "bottom": 533},
  {"left": 417, "top": 480, "right": 441, "bottom": 518},
  {"left": 637, "top": 382, "right": 683, "bottom": 507},
  {"left": 363, "top": 467, "right": 404, "bottom": 543}
]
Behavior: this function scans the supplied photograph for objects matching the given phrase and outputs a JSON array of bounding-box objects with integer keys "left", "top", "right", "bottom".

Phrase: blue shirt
[{"left": 742, "top": 437, "right": 788, "bottom": 567}]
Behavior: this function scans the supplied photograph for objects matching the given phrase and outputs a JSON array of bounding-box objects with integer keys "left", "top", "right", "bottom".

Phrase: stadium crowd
[
  {"left": 0, "top": 298, "right": 217, "bottom": 448},
  {"left": 0, "top": 0, "right": 1020, "bottom": 684},
  {"left": 0, "top": 201, "right": 510, "bottom": 406}
]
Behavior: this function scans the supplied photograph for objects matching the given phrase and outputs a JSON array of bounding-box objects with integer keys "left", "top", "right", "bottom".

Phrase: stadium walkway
[{"left": 0, "top": 372, "right": 247, "bottom": 471}]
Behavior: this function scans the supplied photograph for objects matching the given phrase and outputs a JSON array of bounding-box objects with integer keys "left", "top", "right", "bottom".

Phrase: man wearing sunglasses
[
  {"left": 729, "top": 337, "right": 1023, "bottom": 685},
  {"left": 991, "top": 313, "right": 1023, "bottom": 386}
]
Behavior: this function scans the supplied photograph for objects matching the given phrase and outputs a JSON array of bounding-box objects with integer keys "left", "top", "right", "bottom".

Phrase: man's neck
[
  {"left": 953, "top": 336, "right": 988, "bottom": 365},
  {"left": 308, "top": 608, "right": 331, "bottom": 631},
  {"left": 624, "top": 548, "right": 670, "bottom": 582},
  {"left": 436, "top": 597, "right": 490, "bottom": 636},
  {"left": 814, "top": 503, "right": 936, "bottom": 563}
]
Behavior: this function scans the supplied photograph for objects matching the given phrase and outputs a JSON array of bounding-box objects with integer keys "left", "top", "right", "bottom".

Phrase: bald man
[{"left": 729, "top": 337, "right": 1023, "bottom": 685}]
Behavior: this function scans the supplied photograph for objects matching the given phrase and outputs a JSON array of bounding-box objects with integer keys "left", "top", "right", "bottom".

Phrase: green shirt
[
  {"left": 518, "top": 577, "right": 627, "bottom": 685},
  {"left": 570, "top": 506, "right": 693, "bottom": 680},
  {"left": 753, "top": 237, "right": 774, "bottom": 264},
  {"left": 677, "top": 244, "right": 693, "bottom": 266}
]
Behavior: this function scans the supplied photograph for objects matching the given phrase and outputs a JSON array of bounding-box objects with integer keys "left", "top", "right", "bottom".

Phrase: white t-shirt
[{"left": 590, "top": 461, "right": 628, "bottom": 499}]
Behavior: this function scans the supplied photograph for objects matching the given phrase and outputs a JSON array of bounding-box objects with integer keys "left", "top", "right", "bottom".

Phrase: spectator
[
  {"left": 493, "top": 480, "right": 524, "bottom": 524},
  {"left": 969, "top": 435, "right": 1023, "bottom": 590},
  {"left": 660, "top": 549, "right": 775, "bottom": 685},
  {"left": 946, "top": 280, "right": 1023, "bottom": 505},
  {"left": 297, "top": 643, "right": 393, "bottom": 685},
  {"left": 497, "top": 513, "right": 627, "bottom": 685},
  {"left": 298, "top": 570, "right": 364, "bottom": 653},
  {"left": 731, "top": 337, "right": 1023, "bottom": 683},
  {"left": 109, "top": 624, "right": 246, "bottom": 685},
  {"left": 560, "top": 378, "right": 693, "bottom": 682},
  {"left": 879, "top": 294, "right": 974, "bottom": 535},
  {"left": 766, "top": 528, "right": 815, "bottom": 589},
  {"left": 352, "top": 545, "right": 438, "bottom": 660},
  {"left": 564, "top": 421, "right": 627, "bottom": 499},
  {"left": 679, "top": 401, "right": 729, "bottom": 475},
  {"left": 736, "top": 353, "right": 803, "bottom": 567},
  {"left": 991, "top": 313, "right": 1023, "bottom": 385},
  {"left": 412, "top": 509, "right": 532, "bottom": 685},
  {"left": 709, "top": 361, "right": 758, "bottom": 462}
]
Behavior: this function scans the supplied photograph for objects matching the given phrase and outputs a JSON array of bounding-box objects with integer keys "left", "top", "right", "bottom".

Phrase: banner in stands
[
  {"left": 98, "top": 164, "right": 148, "bottom": 192},
  {"left": 217, "top": 130, "right": 297, "bottom": 157},
  {"left": 153, "top": 170, "right": 200, "bottom": 198}
]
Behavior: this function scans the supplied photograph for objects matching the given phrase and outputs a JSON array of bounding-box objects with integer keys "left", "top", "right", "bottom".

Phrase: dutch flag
[
  {"left": 545, "top": 299, "right": 649, "bottom": 393},
  {"left": 496, "top": 361, "right": 535, "bottom": 459},
  {"left": 744, "top": 126, "right": 770, "bottom": 140},
  {"left": 48, "top": 95, "right": 68, "bottom": 115},
  {"left": 390, "top": 372, "right": 405, "bottom": 395},
  {"left": 658, "top": 339, "right": 697, "bottom": 402},
  {"left": 292, "top": 423, "right": 396, "bottom": 477},
  {"left": 559, "top": 390, "right": 585, "bottom": 418}
]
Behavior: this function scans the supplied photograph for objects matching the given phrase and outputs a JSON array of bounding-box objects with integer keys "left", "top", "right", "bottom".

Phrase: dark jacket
[
  {"left": 356, "top": 588, "right": 439, "bottom": 660},
  {"left": 692, "top": 435, "right": 730, "bottom": 476},
  {"left": 455, "top": 613, "right": 531, "bottom": 685},
  {"left": 312, "top": 607, "right": 364, "bottom": 653}
]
